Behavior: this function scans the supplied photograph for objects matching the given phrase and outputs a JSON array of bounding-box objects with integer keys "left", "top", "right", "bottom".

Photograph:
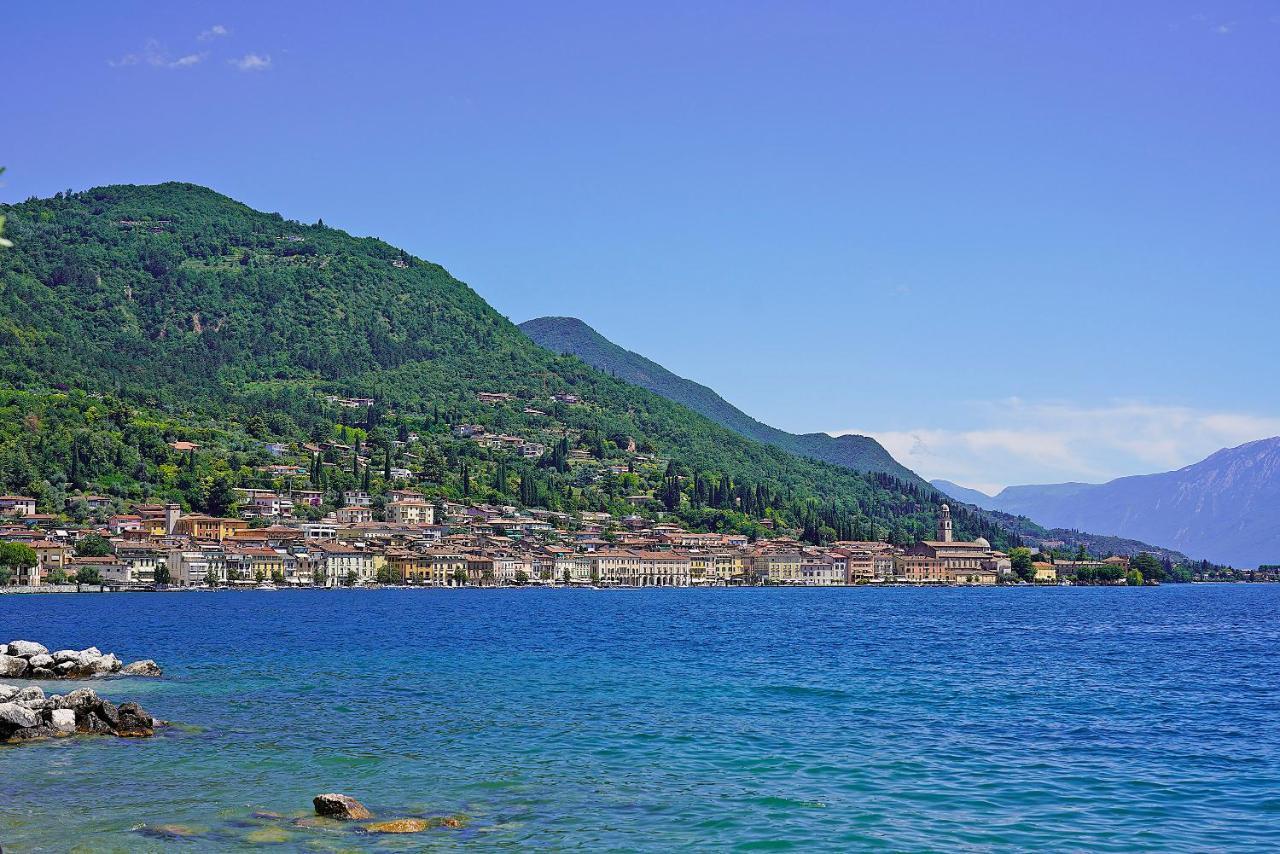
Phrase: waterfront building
[
  {"left": 751, "top": 552, "right": 803, "bottom": 584},
  {"left": 311, "top": 541, "right": 376, "bottom": 586},
  {"left": 904, "top": 505, "right": 1003, "bottom": 584}
]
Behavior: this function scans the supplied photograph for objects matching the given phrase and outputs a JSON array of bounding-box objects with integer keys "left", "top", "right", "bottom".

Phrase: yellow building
[
  {"left": 1032, "top": 562, "right": 1058, "bottom": 584},
  {"left": 712, "top": 552, "right": 746, "bottom": 584},
  {"left": 173, "top": 514, "right": 249, "bottom": 542},
  {"left": 752, "top": 552, "right": 803, "bottom": 584}
]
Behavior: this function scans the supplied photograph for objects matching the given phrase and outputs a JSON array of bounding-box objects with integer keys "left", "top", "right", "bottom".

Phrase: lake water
[{"left": 2, "top": 585, "right": 1278, "bottom": 851}]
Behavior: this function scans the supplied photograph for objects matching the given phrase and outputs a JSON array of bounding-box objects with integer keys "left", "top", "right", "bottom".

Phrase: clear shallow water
[{"left": 2, "top": 585, "right": 1279, "bottom": 852}]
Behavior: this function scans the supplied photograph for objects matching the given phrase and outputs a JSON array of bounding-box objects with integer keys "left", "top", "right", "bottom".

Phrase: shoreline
[{"left": 1, "top": 580, "right": 1266, "bottom": 596}]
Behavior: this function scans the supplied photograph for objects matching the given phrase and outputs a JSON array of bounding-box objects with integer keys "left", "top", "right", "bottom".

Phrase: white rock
[
  {"left": 0, "top": 683, "right": 18, "bottom": 701},
  {"left": 0, "top": 654, "right": 28, "bottom": 678},
  {"left": 28, "top": 653, "right": 54, "bottom": 669},
  {"left": 7, "top": 640, "right": 49, "bottom": 658},
  {"left": 0, "top": 643, "right": 7, "bottom": 655},
  {"left": 50, "top": 708, "right": 76, "bottom": 733},
  {"left": 0, "top": 701, "right": 40, "bottom": 729},
  {"left": 51, "top": 649, "right": 83, "bottom": 664},
  {"left": 56, "top": 687, "right": 100, "bottom": 711},
  {"left": 121, "top": 659, "right": 163, "bottom": 677},
  {"left": 15, "top": 686, "right": 44, "bottom": 703},
  {"left": 84, "top": 647, "right": 101, "bottom": 657},
  {"left": 93, "top": 653, "right": 121, "bottom": 674}
]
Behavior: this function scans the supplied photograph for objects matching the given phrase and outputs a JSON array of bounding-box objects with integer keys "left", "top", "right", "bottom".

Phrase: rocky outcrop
[
  {"left": 313, "top": 794, "right": 373, "bottom": 820},
  {"left": 2, "top": 639, "right": 162, "bottom": 679},
  {"left": 120, "top": 659, "right": 163, "bottom": 677},
  {"left": 0, "top": 684, "right": 159, "bottom": 743},
  {"left": 6, "top": 640, "right": 48, "bottom": 658}
]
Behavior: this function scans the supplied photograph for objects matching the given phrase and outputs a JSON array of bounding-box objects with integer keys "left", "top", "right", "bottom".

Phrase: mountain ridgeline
[
  {"left": 0, "top": 182, "right": 1005, "bottom": 548},
  {"left": 520, "top": 316, "right": 923, "bottom": 485},
  {"left": 517, "top": 316, "right": 1195, "bottom": 564},
  {"left": 932, "top": 437, "right": 1280, "bottom": 568}
]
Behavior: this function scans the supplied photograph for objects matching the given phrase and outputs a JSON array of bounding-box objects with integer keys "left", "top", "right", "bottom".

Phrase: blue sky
[{"left": 4, "top": 2, "right": 1279, "bottom": 491}]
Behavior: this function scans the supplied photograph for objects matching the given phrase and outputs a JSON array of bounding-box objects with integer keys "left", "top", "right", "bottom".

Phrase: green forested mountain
[
  {"left": 520, "top": 316, "right": 925, "bottom": 484},
  {"left": 0, "top": 182, "right": 1011, "bottom": 547}
]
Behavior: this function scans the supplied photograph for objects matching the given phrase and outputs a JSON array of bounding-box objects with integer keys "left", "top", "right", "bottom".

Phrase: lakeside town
[
  {"left": 1, "top": 387, "right": 1269, "bottom": 591},
  {"left": 0, "top": 484, "right": 1185, "bottom": 591}
]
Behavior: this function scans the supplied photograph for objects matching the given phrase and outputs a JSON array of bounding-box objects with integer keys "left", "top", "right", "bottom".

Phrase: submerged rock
[
  {"left": 431, "top": 815, "right": 469, "bottom": 829},
  {"left": 312, "top": 793, "right": 372, "bottom": 820},
  {"left": 136, "top": 823, "right": 205, "bottom": 840},
  {"left": 244, "top": 826, "right": 293, "bottom": 843},
  {"left": 291, "top": 815, "right": 347, "bottom": 831},
  {"left": 362, "top": 818, "right": 432, "bottom": 834}
]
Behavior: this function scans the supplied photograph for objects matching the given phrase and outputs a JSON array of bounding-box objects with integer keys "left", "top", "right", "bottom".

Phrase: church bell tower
[{"left": 937, "top": 503, "right": 953, "bottom": 543}]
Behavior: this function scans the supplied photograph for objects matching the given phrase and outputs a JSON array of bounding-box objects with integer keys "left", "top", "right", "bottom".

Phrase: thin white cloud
[
  {"left": 831, "top": 399, "right": 1280, "bottom": 493},
  {"left": 230, "top": 53, "right": 272, "bottom": 72},
  {"left": 198, "top": 24, "right": 230, "bottom": 41},
  {"left": 109, "top": 40, "right": 206, "bottom": 69},
  {"left": 168, "top": 52, "right": 207, "bottom": 68}
]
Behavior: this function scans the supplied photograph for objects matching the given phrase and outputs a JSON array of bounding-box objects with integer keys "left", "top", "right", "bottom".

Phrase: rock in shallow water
[
  {"left": 312, "top": 793, "right": 373, "bottom": 820},
  {"left": 115, "top": 701, "right": 155, "bottom": 737},
  {"left": 50, "top": 708, "right": 76, "bottom": 733},
  {"left": 136, "top": 823, "right": 205, "bottom": 839},
  {"left": 363, "top": 818, "right": 430, "bottom": 833},
  {"left": 121, "top": 659, "right": 163, "bottom": 677},
  {"left": 244, "top": 826, "right": 293, "bottom": 843}
]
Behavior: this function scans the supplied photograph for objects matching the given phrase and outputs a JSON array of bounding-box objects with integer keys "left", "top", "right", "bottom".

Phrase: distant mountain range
[
  {"left": 519, "top": 316, "right": 925, "bottom": 485},
  {"left": 932, "top": 437, "right": 1280, "bottom": 568}
]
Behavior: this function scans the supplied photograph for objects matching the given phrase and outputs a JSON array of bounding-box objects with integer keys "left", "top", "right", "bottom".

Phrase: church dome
[
  {"left": 940, "top": 503, "right": 950, "bottom": 512},
  {"left": 974, "top": 537, "right": 990, "bottom": 548}
]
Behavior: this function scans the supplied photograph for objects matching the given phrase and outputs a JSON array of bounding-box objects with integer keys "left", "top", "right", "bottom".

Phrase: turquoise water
[{"left": 2, "top": 585, "right": 1279, "bottom": 851}]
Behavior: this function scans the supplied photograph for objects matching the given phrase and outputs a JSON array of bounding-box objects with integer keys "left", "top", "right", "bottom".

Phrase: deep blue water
[{"left": 2, "top": 585, "right": 1279, "bottom": 851}]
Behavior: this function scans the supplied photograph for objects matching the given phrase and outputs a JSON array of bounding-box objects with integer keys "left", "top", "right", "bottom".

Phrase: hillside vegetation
[
  {"left": 520, "top": 316, "right": 925, "bottom": 484},
  {"left": 0, "top": 183, "right": 1011, "bottom": 547}
]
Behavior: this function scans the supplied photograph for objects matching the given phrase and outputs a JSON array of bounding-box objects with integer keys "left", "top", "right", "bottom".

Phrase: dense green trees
[
  {"left": 0, "top": 183, "right": 1020, "bottom": 547},
  {"left": 1009, "top": 547, "right": 1035, "bottom": 582},
  {"left": 75, "top": 533, "right": 113, "bottom": 557},
  {"left": 0, "top": 542, "right": 36, "bottom": 585}
]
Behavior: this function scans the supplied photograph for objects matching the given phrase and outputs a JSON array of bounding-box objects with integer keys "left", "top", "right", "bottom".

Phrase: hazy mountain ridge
[
  {"left": 933, "top": 437, "right": 1280, "bottom": 567},
  {"left": 519, "top": 317, "right": 1193, "bottom": 562},
  {"left": 519, "top": 316, "right": 924, "bottom": 485}
]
